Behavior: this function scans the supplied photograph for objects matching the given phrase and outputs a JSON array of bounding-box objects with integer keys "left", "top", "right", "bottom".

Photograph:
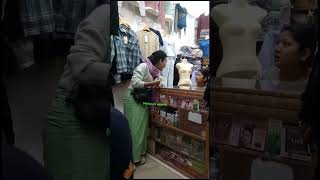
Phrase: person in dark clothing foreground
[
  {"left": 2, "top": 143, "right": 52, "bottom": 180},
  {"left": 111, "top": 107, "right": 134, "bottom": 179},
  {"left": 300, "top": 44, "right": 319, "bottom": 180}
]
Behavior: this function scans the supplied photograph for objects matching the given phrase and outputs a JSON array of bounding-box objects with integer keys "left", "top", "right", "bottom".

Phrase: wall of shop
[{"left": 118, "top": 1, "right": 197, "bottom": 50}]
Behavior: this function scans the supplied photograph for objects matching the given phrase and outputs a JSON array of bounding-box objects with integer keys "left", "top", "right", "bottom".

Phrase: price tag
[
  {"left": 187, "top": 160, "right": 192, "bottom": 166},
  {"left": 123, "top": 36, "right": 128, "bottom": 44},
  {"left": 144, "top": 35, "right": 148, "bottom": 43}
]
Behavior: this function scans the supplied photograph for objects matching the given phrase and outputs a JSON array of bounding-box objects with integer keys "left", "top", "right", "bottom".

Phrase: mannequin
[
  {"left": 211, "top": 0, "right": 267, "bottom": 78},
  {"left": 176, "top": 58, "right": 193, "bottom": 86}
]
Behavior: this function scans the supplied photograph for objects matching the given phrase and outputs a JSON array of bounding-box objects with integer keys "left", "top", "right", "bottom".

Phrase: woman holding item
[{"left": 124, "top": 50, "right": 167, "bottom": 166}]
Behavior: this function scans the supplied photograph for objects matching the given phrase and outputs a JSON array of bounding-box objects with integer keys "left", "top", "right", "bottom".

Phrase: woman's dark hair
[
  {"left": 281, "top": 23, "right": 317, "bottom": 67},
  {"left": 199, "top": 68, "right": 210, "bottom": 83},
  {"left": 148, "top": 50, "right": 167, "bottom": 65}
]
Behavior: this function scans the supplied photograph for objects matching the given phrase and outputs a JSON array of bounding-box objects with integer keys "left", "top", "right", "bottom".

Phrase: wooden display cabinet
[
  {"left": 210, "top": 78, "right": 315, "bottom": 180},
  {"left": 148, "top": 87, "right": 209, "bottom": 179}
]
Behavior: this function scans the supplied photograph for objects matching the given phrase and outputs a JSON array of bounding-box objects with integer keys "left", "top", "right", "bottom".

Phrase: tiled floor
[
  {"left": 134, "top": 155, "right": 186, "bottom": 179},
  {"left": 5, "top": 58, "right": 182, "bottom": 179}
]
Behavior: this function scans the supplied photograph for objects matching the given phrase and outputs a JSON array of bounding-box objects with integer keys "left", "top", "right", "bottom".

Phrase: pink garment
[
  {"left": 197, "top": 14, "right": 209, "bottom": 39},
  {"left": 145, "top": 1, "right": 165, "bottom": 28},
  {"left": 145, "top": 58, "right": 160, "bottom": 78}
]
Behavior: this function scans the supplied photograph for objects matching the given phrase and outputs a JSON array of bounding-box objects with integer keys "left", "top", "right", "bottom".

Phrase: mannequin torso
[
  {"left": 212, "top": 0, "right": 267, "bottom": 78},
  {"left": 176, "top": 59, "right": 193, "bottom": 86}
]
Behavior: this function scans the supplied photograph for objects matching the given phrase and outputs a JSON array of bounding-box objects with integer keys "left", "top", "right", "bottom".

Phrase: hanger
[
  {"left": 119, "top": 18, "right": 130, "bottom": 28},
  {"left": 142, "top": 23, "right": 150, "bottom": 32}
]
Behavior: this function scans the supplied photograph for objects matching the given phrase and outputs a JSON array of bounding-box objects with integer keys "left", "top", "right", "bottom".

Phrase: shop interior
[
  {"left": 1, "top": 0, "right": 210, "bottom": 179},
  {"left": 1, "top": 0, "right": 319, "bottom": 180},
  {"left": 209, "top": 0, "right": 318, "bottom": 180},
  {"left": 112, "top": 1, "right": 210, "bottom": 179}
]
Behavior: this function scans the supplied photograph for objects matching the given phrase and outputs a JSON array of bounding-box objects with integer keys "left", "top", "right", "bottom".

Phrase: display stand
[
  {"left": 210, "top": 78, "right": 315, "bottom": 180},
  {"left": 148, "top": 87, "right": 209, "bottom": 179}
]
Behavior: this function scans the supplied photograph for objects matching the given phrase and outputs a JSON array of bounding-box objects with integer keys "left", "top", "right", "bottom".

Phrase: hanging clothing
[
  {"left": 136, "top": 30, "right": 160, "bottom": 59},
  {"left": 137, "top": 1, "right": 146, "bottom": 16},
  {"left": 149, "top": 28, "right": 163, "bottom": 46},
  {"left": 191, "top": 69, "right": 198, "bottom": 87},
  {"left": 199, "top": 39, "right": 210, "bottom": 58},
  {"left": 164, "top": 1, "right": 175, "bottom": 17},
  {"left": 161, "top": 56, "right": 175, "bottom": 87},
  {"left": 160, "top": 37, "right": 176, "bottom": 57},
  {"left": 111, "top": 25, "right": 142, "bottom": 74},
  {"left": 145, "top": 1, "right": 165, "bottom": 28},
  {"left": 174, "top": 3, "right": 188, "bottom": 33},
  {"left": 258, "top": 30, "right": 280, "bottom": 80},
  {"left": 160, "top": 37, "right": 176, "bottom": 87},
  {"left": 197, "top": 14, "right": 209, "bottom": 39},
  {"left": 249, "top": 0, "right": 291, "bottom": 41},
  {"left": 19, "top": 0, "right": 109, "bottom": 36}
]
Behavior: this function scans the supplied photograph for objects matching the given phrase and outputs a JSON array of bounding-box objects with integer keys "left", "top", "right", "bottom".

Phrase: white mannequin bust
[
  {"left": 176, "top": 58, "right": 193, "bottom": 86},
  {"left": 212, "top": 0, "right": 267, "bottom": 78}
]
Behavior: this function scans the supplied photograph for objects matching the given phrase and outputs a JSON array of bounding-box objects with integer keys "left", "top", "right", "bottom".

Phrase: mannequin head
[
  {"left": 196, "top": 69, "right": 210, "bottom": 87},
  {"left": 274, "top": 24, "right": 316, "bottom": 81},
  {"left": 149, "top": 50, "right": 167, "bottom": 71}
]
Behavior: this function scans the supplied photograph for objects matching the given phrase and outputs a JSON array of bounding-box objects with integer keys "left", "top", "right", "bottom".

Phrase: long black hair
[
  {"left": 300, "top": 43, "right": 320, "bottom": 142},
  {"left": 148, "top": 50, "right": 167, "bottom": 65},
  {"left": 281, "top": 24, "right": 317, "bottom": 67},
  {"left": 199, "top": 68, "right": 210, "bottom": 84}
]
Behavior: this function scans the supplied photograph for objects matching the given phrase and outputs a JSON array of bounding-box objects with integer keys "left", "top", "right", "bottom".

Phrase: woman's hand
[{"left": 153, "top": 79, "right": 161, "bottom": 87}]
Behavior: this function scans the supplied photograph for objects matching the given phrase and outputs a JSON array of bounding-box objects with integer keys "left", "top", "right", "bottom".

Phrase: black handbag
[
  {"left": 66, "top": 83, "right": 112, "bottom": 132},
  {"left": 132, "top": 88, "right": 153, "bottom": 103}
]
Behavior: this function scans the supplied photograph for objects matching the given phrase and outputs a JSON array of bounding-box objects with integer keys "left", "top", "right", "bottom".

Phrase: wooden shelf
[
  {"left": 152, "top": 154, "right": 208, "bottom": 179},
  {"left": 215, "top": 144, "right": 313, "bottom": 167},
  {"left": 164, "top": 104, "right": 209, "bottom": 116},
  {"left": 151, "top": 120, "right": 206, "bottom": 142},
  {"left": 154, "top": 139, "right": 206, "bottom": 163}
]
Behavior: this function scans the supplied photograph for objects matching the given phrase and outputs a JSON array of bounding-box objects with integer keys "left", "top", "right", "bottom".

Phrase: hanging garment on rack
[
  {"left": 164, "top": 1, "right": 174, "bottom": 17},
  {"left": 199, "top": 39, "right": 209, "bottom": 58},
  {"left": 149, "top": 28, "right": 163, "bottom": 46},
  {"left": 145, "top": 1, "right": 165, "bottom": 28},
  {"left": 258, "top": 30, "right": 280, "bottom": 80},
  {"left": 174, "top": 4, "right": 188, "bottom": 33},
  {"left": 111, "top": 25, "right": 142, "bottom": 74},
  {"left": 136, "top": 30, "right": 160, "bottom": 59},
  {"left": 20, "top": 0, "right": 109, "bottom": 37},
  {"left": 160, "top": 37, "right": 176, "bottom": 57},
  {"left": 161, "top": 56, "right": 175, "bottom": 88},
  {"left": 197, "top": 13, "right": 209, "bottom": 40},
  {"left": 249, "top": 0, "right": 291, "bottom": 41},
  {"left": 137, "top": 1, "right": 146, "bottom": 16},
  {"left": 160, "top": 37, "right": 176, "bottom": 87}
]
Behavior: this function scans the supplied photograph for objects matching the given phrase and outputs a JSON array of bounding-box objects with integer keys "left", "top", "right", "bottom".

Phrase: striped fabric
[{"left": 19, "top": 0, "right": 109, "bottom": 37}]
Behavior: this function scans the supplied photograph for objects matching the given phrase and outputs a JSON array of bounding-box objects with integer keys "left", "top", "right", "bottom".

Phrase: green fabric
[
  {"left": 44, "top": 89, "right": 110, "bottom": 180},
  {"left": 123, "top": 91, "right": 149, "bottom": 162}
]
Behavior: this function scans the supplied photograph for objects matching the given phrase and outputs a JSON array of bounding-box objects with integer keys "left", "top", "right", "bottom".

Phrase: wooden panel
[
  {"left": 213, "top": 92, "right": 301, "bottom": 110},
  {"left": 213, "top": 102, "right": 300, "bottom": 122},
  {"left": 221, "top": 147, "right": 314, "bottom": 180}
]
